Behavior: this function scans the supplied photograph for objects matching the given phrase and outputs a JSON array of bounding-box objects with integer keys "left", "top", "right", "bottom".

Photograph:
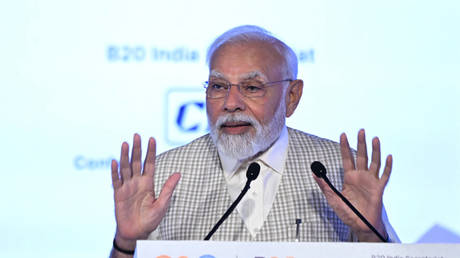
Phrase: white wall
[{"left": 1, "top": 1, "right": 459, "bottom": 257}]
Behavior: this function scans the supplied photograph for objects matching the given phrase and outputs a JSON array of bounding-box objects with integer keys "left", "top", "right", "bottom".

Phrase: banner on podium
[{"left": 135, "top": 240, "right": 460, "bottom": 258}]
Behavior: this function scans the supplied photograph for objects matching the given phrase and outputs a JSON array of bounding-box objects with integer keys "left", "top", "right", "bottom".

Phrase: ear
[{"left": 285, "top": 79, "right": 303, "bottom": 117}]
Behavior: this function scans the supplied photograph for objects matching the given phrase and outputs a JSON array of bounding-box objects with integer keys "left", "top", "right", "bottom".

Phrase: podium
[{"left": 135, "top": 240, "right": 460, "bottom": 258}]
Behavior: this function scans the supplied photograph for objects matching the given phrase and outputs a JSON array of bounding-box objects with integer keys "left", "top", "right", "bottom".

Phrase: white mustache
[{"left": 215, "top": 113, "right": 258, "bottom": 129}]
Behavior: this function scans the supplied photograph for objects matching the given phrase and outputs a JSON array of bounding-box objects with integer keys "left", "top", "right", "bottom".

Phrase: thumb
[
  {"left": 312, "top": 173, "right": 337, "bottom": 202},
  {"left": 156, "top": 173, "right": 181, "bottom": 208}
]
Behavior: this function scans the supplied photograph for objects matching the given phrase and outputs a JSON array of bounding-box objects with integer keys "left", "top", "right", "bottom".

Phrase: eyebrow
[
  {"left": 209, "top": 70, "right": 268, "bottom": 81},
  {"left": 239, "top": 71, "right": 268, "bottom": 81},
  {"left": 209, "top": 70, "right": 227, "bottom": 80}
]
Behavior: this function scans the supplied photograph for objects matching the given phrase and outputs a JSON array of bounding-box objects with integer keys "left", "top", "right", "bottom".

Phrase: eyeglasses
[{"left": 203, "top": 79, "right": 292, "bottom": 99}]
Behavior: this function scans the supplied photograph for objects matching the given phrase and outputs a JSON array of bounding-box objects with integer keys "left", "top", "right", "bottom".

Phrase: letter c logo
[{"left": 176, "top": 101, "right": 205, "bottom": 132}]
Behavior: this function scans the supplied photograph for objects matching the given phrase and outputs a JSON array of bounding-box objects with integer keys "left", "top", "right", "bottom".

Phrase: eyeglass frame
[{"left": 203, "top": 78, "right": 293, "bottom": 99}]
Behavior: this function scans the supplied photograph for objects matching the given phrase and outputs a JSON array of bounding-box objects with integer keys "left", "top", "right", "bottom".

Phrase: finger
[
  {"left": 340, "top": 133, "right": 356, "bottom": 172},
  {"left": 356, "top": 129, "right": 368, "bottom": 171},
  {"left": 312, "top": 173, "right": 339, "bottom": 203},
  {"left": 144, "top": 137, "right": 156, "bottom": 175},
  {"left": 111, "top": 159, "right": 122, "bottom": 189},
  {"left": 369, "top": 137, "right": 381, "bottom": 178},
  {"left": 131, "top": 133, "right": 142, "bottom": 177},
  {"left": 380, "top": 155, "right": 393, "bottom": 185},
  {"left": 120, "top": 142, "right": 132, "bottom": 181},
  {"left": 156, "top": 173, "right": 181, "bottom": 208}
]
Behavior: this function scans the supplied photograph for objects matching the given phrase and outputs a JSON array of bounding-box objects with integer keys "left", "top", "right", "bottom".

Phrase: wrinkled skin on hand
[
  {"left": 313, "top": 129, "right": 392, "bottom": 242},
  {"left": 111, "top": 134, "right": 180, "bottom": 251}
]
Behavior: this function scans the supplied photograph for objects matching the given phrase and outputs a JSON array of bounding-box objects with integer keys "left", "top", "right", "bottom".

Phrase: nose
[{"left": 223, "top": 84, "right": 246, "bottom": 112}]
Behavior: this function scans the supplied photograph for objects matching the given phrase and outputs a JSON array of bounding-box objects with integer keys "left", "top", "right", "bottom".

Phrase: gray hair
[{"left": 206, "top": 25, "right": 298, "bottom": 79}]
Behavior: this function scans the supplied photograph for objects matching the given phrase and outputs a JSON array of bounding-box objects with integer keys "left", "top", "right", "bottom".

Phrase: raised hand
[
  {"left": 313, "top": 129, "right": 392, "bottom": 242},
  {"left": 111, "top": 134, "right": 180, "bottom": 252}
]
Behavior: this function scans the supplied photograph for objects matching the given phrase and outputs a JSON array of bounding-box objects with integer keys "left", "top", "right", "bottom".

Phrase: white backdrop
[{"left": 1, "top": 1, "right": 459, "bottom": 257}]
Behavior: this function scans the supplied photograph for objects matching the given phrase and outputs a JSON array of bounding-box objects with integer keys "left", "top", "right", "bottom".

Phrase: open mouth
[
  {"left": 220, "top": 121, "right": 252, "bottom": 128},
  {"left": 219, "top": 121, "right": 252, "bottom": 134}
]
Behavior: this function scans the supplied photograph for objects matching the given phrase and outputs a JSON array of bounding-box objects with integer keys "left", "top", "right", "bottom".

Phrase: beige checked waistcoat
[{"left": 151, "top": 127, "right": 350, "bottom": 241}]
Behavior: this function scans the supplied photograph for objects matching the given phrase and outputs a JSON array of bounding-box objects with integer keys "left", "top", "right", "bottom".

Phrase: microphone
[
  {"left": 246, "top": 162, "right": 260, "bottom": 181},
  {"left": 310, "top": 161, "right": 388, "bottom": 242},
  {"left": 204, "top": 162, "right": 260, "bottom": 240}
]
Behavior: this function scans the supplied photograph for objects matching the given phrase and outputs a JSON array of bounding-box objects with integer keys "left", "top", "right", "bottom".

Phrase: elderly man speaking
[{"left": 109, "top": 25, "right": 398, "bottom": 257}]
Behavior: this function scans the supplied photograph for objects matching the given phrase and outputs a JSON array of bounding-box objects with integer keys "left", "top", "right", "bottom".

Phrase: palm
[
  {"left": 329, "top": 169, "right": 384, "bottom": 232},
  {"left": 111, "top": 134, "right": 180, "bottom": 241},
  {"left": 313, "top": 130, "right": 392, "bottom": 241},
  {"left": 114, "top": 175, "right": 156, "bottom": 239}
]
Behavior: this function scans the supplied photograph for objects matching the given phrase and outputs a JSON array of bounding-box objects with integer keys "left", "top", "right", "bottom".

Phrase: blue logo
[
  {"left": 176, "top": 101, "right": 205, "bottom": 132},
  {"left": 166, "top": 88, "right": 208, "bottom": 145}
]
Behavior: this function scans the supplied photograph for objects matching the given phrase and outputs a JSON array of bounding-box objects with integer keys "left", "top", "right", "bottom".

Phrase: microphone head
[
  {"left": 311, "top": 161, "right": 327, "bottom": 178},
  {"left": 246, "top": 162, "right": 260, "bottom": 181}
]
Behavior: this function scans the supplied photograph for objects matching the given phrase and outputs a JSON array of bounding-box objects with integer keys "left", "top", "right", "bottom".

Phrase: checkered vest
[{"left": 150, "top": 128, "right": 350, "bottom": 241}]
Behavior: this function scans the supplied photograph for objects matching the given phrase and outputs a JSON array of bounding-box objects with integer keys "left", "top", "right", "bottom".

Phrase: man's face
[{"left": 207, "top": 41, "right": 289, "bottom": 160}]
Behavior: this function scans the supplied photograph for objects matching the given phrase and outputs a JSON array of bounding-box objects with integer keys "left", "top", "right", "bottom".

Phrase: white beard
[{"left": 209, "top": 101, "right": 286, "bottom": 161}]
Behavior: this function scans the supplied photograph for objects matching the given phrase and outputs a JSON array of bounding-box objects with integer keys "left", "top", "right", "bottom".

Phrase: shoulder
[
  {"left": 157, "top": 134, "right": 216, "bottom": 160},
  {"left": 286, "top": 127, "right": 346, "bottom": 181},
  {"left": 154, "top": 134, "right": 220, "bottom": 180},
  {"left": 153, "top": 134, "right": 221, "bottom": 198},
  {"left": 287, "top": 127, "right": 342, "bottom": 154},
  {"left": 157, "top": 134, "right": 216, "bottom": 162}
]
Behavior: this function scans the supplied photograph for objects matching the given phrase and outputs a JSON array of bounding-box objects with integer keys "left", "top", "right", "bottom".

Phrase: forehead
[{"left": 209, "top": 41, "right": 285, "bottom": 81}]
